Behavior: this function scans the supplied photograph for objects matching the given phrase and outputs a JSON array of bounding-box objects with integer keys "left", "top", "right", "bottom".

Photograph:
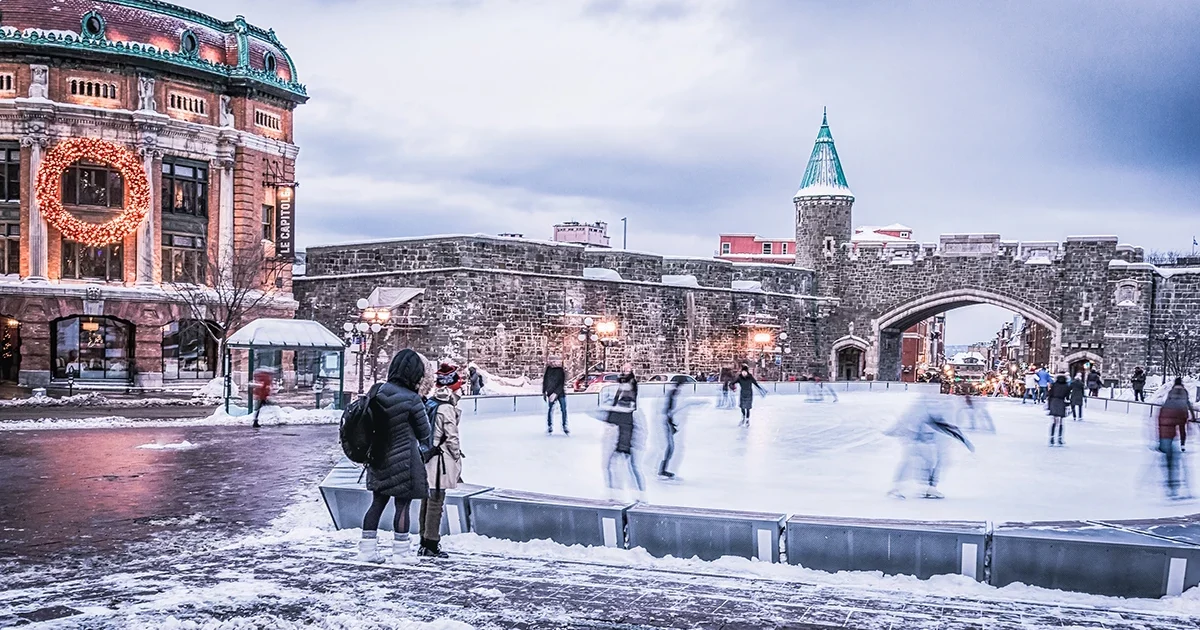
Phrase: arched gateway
[{"left": 793, "top": 111, "right": 1154, "bottom": 382}]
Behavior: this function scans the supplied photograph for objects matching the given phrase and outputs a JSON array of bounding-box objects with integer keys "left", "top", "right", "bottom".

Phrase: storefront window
[
  {"left": 52, "top": 316, "right": 133, "bottom": 381},
  {"left": 162, "top": 320, "right": 217, "bottom": 380}
]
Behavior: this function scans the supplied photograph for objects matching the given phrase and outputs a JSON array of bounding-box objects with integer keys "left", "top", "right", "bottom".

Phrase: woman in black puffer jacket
[{"left": 359, "top": 349, "right": 433, "bottom": 563}]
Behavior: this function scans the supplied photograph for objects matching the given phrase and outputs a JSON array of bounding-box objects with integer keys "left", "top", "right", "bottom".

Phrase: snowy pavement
[
  {"left": 462, "top": 391, "right": 1195, "bottom": 522},
  {"left": 4, "top": 401, "right": 1200, "bottom": 627}
]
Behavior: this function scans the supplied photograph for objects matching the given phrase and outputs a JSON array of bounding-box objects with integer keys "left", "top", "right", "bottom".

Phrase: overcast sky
[{"left": 196, "top": 0, "right": 1200, "bottom": 344}]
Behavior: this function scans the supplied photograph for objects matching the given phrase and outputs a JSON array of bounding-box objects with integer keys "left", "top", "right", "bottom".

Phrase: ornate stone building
[
  {"left": 297, "top": 111, "right": 1200, "bottom": 383},
  {"left": 0, "top": 1, "right": 305, "bottom": 387}
]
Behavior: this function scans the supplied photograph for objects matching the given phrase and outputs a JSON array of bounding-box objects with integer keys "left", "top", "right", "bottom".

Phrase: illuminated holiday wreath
[{"left": 35, "top": 137, "right": 150, "bottom": 246}]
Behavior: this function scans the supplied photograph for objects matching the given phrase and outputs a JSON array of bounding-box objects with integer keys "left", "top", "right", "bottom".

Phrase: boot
[
  {"left": 357, "top": 535, "right": 384, "bottom": 563},
  {"left": 390, "top": 532, "right": 417, "bottom": 564},
  {"left": 418, "top": 538, "right": 449, "bottom": 559}
]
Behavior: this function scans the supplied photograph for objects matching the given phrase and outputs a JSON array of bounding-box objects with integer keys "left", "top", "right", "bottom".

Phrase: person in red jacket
[
  {"left": 252, "top": 368, "right": 274, "bottom": 428},
  {"left": 1158, "top": 378, "right": 1197, "bottom": 499}
]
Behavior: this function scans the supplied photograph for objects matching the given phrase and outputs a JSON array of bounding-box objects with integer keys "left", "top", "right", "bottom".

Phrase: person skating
[
  {"left": 718, "top": 367, "right": 734, "bottom": 409},
  {"left": 1068, "top": 372, "right": 1086, "bottom": 420},
  {"left": 467, "top": 365, "right": 484, "bottom": 396},
  {"left": 358, "top": 349, "right": 433, "bottom": 564},
  {"left": 734, "top": 364, "right": 768, "bottom": 426},
  {"left": 604, "top": 363, "right": 644, "bottom": 497},
  {"left": 886, "top": 396, "right": 975, "bottom": 499},
  {"left": 1131, "top": 367, "right": 1147, "bottom": 403},
  {"left": 1036, "top": 366, "right": 1052, "bottom": 403},
  {"left": 1022, "top": 371, "right": 1039, "bottom": 404},
  {"left": 659, "top": 375, "right": 691, "bottom": 479},
  {"left": 419, "top": 363, "right": 464, "bottom": 558},
  {"left": 1047, "top": 374, "right": 1070, "bottom": 446},
  {"left": 1158, "top": 378, "right": 1197, "bottom": 499},
  {"left": 251, "top": 367, "right": 274, "bottom": 428},
  {"left": 1087, "top": 369, "right": 1103, "bottom": 397},
  {"left": 542, "top": 356, "right": 568, "bottom": 435}
]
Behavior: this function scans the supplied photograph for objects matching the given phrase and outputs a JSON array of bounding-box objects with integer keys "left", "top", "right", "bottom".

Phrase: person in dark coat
[
  {"left": 359, "top": 349, "right": 433, "bottom": 564},
  {"left": 542, "top": 356, "right": 568, "bottom": 435},
  {"left": 1086, "top": 370, "right": 1103, "bottom": 397},
  {"left": 1047, "top": 374, "right": 1070, "bottom": 446},
  {"left": 467, "top": 365, "right": 484, "bottom": 396},
  {"left": 1068, "top": 373, "right": 1086, "bottom": 420},
  {"left": 1158, "top": 378, "right": 1197, "bottom": 498},
  {"left": 734, "top": 364, "right": 768, "bottom": 426},
  {"left": 604, "top": 363, "right": 644, "bottom": 496},
  {"left": 1131, "top": 367, "right": 1147, "bottom": 403}
]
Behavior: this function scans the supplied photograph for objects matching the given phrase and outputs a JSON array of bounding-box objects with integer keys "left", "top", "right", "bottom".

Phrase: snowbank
[
  {"left": 0, "top": 405, "right": 341, "bottom": 431},
  {"left": 469, "top": 363, "right": 541, "bottom": 395},
  {"left": 191, "top": 377, "right": 226, "bottom": 400},
  {"left": 0, "top": 392, "right": 211, "bottom": 408}
]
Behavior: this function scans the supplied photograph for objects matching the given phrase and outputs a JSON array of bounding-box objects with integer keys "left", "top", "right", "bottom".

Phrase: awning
[
  {"left": 227, "top": 318, "right": 346, "bottom": 350},
  {"left": 366, "top": 287, "right": 425, "bottom": 310}
]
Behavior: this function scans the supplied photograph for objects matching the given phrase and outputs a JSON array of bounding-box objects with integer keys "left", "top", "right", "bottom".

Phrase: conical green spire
[{"left": 794, "top": 108, "right": 853, "bottom": 200}]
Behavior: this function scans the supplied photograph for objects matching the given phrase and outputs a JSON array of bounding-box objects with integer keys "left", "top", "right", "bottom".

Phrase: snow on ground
[
  {"left": 0, "top": 405, "right": 342, "bottom": 431},
  {"left": 468, "top": 363, "right": 541, "bottom": 395},
  {"left": 136, "top": 440, "right": 199, "bottom": 451},
  {"left": 458, "top": 391, "right": 1191, "bottom": 523},
  {"left": 0, "top": 393, "right": 212, "bottom": 408}
]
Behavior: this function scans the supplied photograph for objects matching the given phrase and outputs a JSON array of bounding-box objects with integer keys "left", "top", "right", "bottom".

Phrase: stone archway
[
  {"left": 1063, "top": 350, "right": 1103, "bottom": 379},
  {"left": 829, "top": 334, "right": 870, "bottom": 381},
  {"left": 869, "top": 288, "right": 1063, "bottom": 381}
]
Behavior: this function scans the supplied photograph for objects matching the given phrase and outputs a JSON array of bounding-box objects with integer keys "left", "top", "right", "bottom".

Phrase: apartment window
[
  {"left": 721, "top": 242, "right": 731, "bottom": 255},
  {"left": 262, "top": 204, "right": 275, "bottom": 241},
  {"left": 61, "top": 240, "right": 123, "bottom": 281},
  {"left": 0, "top": 146, "right": 19, "bottom": 202},
  {"left": 62, "top": 162, "right": 123, "bottom": 208},
  {"left": 781, "top": 242, "right": 789, "bottom": 255},
  {"left": 161, "top": 157, "right": 209, "bottom": 216},
  {"left": 69, "top": 79, "right": 119, "bottom": 100},
  {"left": 254, "top": 109, "right": 282, "bottom": 131},
  {"left": 168, "top": 92, "right": 207, "bottom": 115},
  {"left": 0, "top": 73, "right": 13, "bottom": 92},
  {"left": 0, "top": 223, "right": 17, "bottom": 275},
  {"left": 762, "top": 242, "right": 772, "bottom": 255},
  {"left": 162, "top": 233, "right": 206, "bottom": 284}
]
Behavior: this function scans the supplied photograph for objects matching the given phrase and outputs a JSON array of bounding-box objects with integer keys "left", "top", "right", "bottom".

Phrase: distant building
[
  {"left": 852, "top": 224, "right": 914, "bottom": 243},
  {"left": 949, "top": 351, "right": 988, "bottom": 381},
  {"left": 901, "top": 313, "right": 945, "bottom": 382},
  {"left": 553, "top": 222, "right": 610, "bottom": 247},
  {"left": 715, "top": 234, "right": 796, "bottom": 265}
]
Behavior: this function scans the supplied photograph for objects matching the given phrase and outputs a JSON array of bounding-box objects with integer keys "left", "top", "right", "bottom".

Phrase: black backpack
[{"left": 340, "top": 384, "right": 380, "bottom": 464}]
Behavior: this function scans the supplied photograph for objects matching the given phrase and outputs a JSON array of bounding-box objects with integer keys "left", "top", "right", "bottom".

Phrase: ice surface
[
  {"left": 136, "top": 440, "right": 198, "bottom": 451},
  {"left": 458, "top": 391, "right": 1195, "bottom": 522}
]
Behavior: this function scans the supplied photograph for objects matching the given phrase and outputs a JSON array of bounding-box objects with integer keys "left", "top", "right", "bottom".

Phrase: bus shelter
[{"left": 224, "top": 318, "right": 347, "bottom": 413}]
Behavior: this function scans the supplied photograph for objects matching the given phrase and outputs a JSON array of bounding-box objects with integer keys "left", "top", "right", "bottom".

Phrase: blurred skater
[
  {"left": 604, "top": 364, "right": 644, "bottom": 497},
  {"left": 467, "top": 365, "right": 484, "bottom": 396},
  {"left": 1022, "top": 371, "right": 1039, "bottom": 404},
  {"left": 1087, "top": 369, "right": 1103, "bottom": 397},
  {"left": 659, "top": 374, "right": 695, "bottom": 479},
  {"left": 886, "top": 397, "right": 974, "bottom": 499},
  {"left": 734, "top": 364, "right": 768, "bottom": 426},
  {"left": 718, "top": 367, "right": 734, "bottom": 408},
  {"left": 251, "top": 367, "right": 274, "bottom": 428},
  {"left": 1131, "top": 367, "right": 1147, "bottom": 403},
  {"left": 1068, "top": 372, "right": 1086, "bottom": 420},
  {"left": 542, "top": 356, "right": 568, "bottom": 435},
  {"left": 1047, "top": 374, "right": 1070, "bottom": 446},
  {"left": 960, "top": 394, "right": 995, "bottom": 432},
  {"left": 1036, "top": 366, "right": 1052, "bottom": 403},
  {"left": 1158, "top": 378, "right": 1198, "bottom": 499}
]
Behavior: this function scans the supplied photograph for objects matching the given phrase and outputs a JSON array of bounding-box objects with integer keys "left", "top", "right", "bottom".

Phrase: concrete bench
[
  {"left": 317, "top": 458, "right": 490, "bottom": 535},
  {"left": 786, "top": 515, "right": 987, "bottom": 581},
  {"left": 626, "top": 504, "right": 786, "bottom": 562},
  {"left": 991, "top": 521, "right": 1200, "bottom": 598},
  {"left": 468, "top": 489, "right": 633, "bottom": 548}
]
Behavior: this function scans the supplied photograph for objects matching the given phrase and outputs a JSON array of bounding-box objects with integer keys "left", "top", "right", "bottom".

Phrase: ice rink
[{"left": 458, "top": 390, "right": 1196, "bottom": 523}]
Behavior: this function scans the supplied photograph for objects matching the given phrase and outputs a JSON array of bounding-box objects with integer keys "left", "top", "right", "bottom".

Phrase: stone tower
[{"left": 794, "top": 109, "right": 854, "bottom": 297}]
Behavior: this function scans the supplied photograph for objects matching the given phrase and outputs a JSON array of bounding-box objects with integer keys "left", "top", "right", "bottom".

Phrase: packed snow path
[{"left": 463, "top": 391, "right": 1195, "bottom": 522}]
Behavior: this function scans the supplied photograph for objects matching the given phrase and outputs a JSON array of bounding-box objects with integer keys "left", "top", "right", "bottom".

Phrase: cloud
[{"left": 192, "top": 0, "right": 1200, "bottom": 257}]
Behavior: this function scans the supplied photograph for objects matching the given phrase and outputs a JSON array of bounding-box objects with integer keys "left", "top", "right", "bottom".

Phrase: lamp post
[
  {"left": 752, "top": 331, "right": 773, "bottom": 376},
  {"left": 344, "top": 297, "right": 387, "bottom": 395},
  {"left": 596, "top": 320, "right": 618, "bottom": 371},
  {"left": 578, "top": 317, "right": 600, "bottom": 384}
]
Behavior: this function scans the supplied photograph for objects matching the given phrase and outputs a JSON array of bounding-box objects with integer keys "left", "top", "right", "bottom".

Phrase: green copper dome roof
[{"left": 794, "top": 108, "right": 853, "bottom": 200}]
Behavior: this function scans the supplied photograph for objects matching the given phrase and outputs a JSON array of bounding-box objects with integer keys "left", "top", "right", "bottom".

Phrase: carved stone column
[
  {"left": 216, "top": 134, "right": 237, "bottom": 285},
  {"left": 20, "top": 134, "right": 48, "bottom": 282},
  {"left": 134, "top": 111, "right": 165, "bottom": 286}
]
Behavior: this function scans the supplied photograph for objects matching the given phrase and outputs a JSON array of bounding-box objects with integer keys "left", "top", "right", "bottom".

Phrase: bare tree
[
  {"left": 171, "top": 241, "right": 290, "bottom": 375},
  {"left": 1145, "top": 250, "right": 1186, "bottom": 265},
  {"left": 1156, "top": 330, "right": 1200, "bottom": 381}
]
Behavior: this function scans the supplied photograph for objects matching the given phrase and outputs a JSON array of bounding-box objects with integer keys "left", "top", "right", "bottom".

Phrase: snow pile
[
  {"left": 137, "top": 441, "right": 199, "bottom": 451},
  {"left": 0, "top": 405, "right": 341, "bottom": 431},
  {"left": 154, "top": 614, "right": 475, "bottom": 629},
  {"left": 191, "top": 378, "right": 226, "bottom": 401},
  {"left": 0, "top": 393, "right": 210, "bottom": 408},
  {"left": 469, "top": 363, "right": 540, "bottom": 395},
  {"left": 149, "top": 514, "right": 213, "bottom": 527}
]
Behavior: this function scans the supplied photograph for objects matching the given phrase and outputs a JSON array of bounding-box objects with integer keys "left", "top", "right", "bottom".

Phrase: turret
[{"left": 794, "top": 109, "right": 854, "bottom": 276}]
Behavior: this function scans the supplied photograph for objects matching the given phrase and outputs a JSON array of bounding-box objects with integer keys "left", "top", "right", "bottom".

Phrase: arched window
[{"left": 52, "top": 315, "right": 133, "bottom": 381}]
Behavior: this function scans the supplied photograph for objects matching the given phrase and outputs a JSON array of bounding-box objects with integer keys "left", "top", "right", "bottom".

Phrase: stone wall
[
  {"left": 306, "top": 236, "right": 586, "bottom": 277},
  {"left": 662, "top": 258, "right": 734, "bottom": 289},
  {"left": 583, "top": 249, "right": 663, "bottom": 283}
]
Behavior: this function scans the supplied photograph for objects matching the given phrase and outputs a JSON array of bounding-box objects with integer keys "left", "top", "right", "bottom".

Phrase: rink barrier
[
  {"left": 458, "top": 380, "right": 940, "bottom": 417},
  {"left": 467, "top": 489, "right": 635, "bottom": 548},
  {"left": 317, "top": 458, "right": 492, "bottom": 534},
  {"left": 625, "top": 504, "right": 786, "bottom": 563},
  {"left": 785, "top": 515, "right": 988, "bottom": 581},
  {"left": 989, "top": 521, "right": 1200, "bottom": 599}
]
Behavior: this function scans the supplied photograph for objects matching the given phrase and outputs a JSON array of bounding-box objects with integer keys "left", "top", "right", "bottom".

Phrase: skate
[
  {"left": 562, "top": 427, "right": 570, "bottom": 436},
  {"left": 546, "top": 427, "right": 553, "bottom": 435},
  {"left": 921, "top": 487, "right": 944, "bottom": 499},
  {"left": 658, "top": 471, "right": 678, "bottom": 481},
  {"left": 886, "top": 488, "right": 906, "bottom": 500},
  {"left": 1057, "top": 436, "right": 1064, "bottom": 447}
]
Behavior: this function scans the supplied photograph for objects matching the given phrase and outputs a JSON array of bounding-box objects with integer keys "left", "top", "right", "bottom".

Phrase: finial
[{"left": 822, "top": 106, "right": 827, "bottom": 125}]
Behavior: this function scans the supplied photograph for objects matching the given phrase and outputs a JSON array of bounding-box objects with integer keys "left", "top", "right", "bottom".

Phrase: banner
[{"left": 275, "top": 184, "right": 296, "bottom": 259}]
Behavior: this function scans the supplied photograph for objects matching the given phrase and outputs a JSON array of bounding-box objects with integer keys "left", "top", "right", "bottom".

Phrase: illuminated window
[
  {"left": 61, "top": 240, "right": 123, "bottom": 281},
  {"left": 62, "top": 162, "right": 123, "bottom": 208},
  {"left": 161, "top": 157, "right": 208, "bottom": 216}
]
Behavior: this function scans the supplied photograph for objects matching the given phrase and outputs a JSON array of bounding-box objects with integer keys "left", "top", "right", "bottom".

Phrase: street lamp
[
  {"left": 578, "top": 316, "right": 601, "bottom": 384},
  {"left": 345, "top": 300, "right": 392, "bottom": 395}
]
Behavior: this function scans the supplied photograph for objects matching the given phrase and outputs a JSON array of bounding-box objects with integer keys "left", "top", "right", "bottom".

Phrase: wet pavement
[{"left": 2, "top": 424, "right": 1200, "bottom": 628}]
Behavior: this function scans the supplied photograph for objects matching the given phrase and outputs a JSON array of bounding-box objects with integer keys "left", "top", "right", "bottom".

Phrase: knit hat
[{"left": 436, "top": 363, "right": 461, "bottom": 390}]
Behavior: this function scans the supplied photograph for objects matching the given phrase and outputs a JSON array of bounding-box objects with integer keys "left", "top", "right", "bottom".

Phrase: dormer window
[
  {"left": 81, "top": 11, "right": 106, "bottom": 39},
  {"left": 264, "top": 51, "right": 277, "bottom": 74},
  {"left": 180, "top": 30, "right": 199, "bottom": 56}
]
